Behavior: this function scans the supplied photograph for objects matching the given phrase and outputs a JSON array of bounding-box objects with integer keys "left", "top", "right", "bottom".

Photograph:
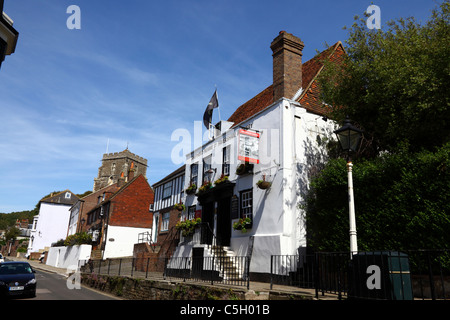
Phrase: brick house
[
  {"left": 84, "top": 174, "right": 154, "bottom": 259},
  {"left": 169, "top": 31, "right": 345, "bottom": 279},
  {"left": 133, "top": 166, "right": 185, "bottom": 268},
  {"left": 68, "top": 183, "right": 120, "bottom": 237}
]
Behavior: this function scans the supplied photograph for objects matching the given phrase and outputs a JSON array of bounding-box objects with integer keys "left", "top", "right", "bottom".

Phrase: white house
[
  {"left": 170, "top": 31, "right": 345, "bottom": 278},
  {"left": 27, "top": 190, "right": 79, "bottom": 256}
]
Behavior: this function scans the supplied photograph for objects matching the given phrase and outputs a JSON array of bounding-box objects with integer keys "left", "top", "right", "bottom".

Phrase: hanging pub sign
[{"left": 238, "top": 129, "right": 260, "bottom": 164}]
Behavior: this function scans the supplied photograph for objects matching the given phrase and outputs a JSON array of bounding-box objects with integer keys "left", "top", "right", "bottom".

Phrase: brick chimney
[{"left": 270, "top": 31, "right": 304, "bottom": 101}]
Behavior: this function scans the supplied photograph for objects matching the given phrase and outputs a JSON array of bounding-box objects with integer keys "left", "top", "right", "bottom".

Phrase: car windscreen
[{"left": 0, "top": 264, "right": 34, "bottom": 275}]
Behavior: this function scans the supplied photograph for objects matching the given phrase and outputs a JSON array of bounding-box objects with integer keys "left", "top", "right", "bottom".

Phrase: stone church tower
[{"left": 93, "top": 149, "right": 148, "bottom": 192}]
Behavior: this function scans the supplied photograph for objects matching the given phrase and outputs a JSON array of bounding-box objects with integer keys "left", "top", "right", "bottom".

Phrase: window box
[
  {"left": 185, "top": 183, "right": 197, "bottom": 195},
  {"left": 236, "top": 163, "right": 254, "bottom": 175},
  {"left": 196, "top": 182, "right": 213, "bottom": 196},
  {"left": 233, "top": 217, "right": 252, "bottom": 233},
  {"left": 176, "top": 218, "right": 202, "bottom": 237}
]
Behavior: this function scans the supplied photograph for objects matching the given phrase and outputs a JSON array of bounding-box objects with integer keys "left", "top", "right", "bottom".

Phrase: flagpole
[{"left": 215, "top": 86, "right": 221, "bottom": 122}]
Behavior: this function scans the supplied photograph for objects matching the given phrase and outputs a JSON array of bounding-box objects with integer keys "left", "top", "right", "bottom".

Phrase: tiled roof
[
  {"left": 226, "top": 41, "right": 345, "bottom": 126},
  {"left": 40, "top": 190, "right": 79, "bottom": 206},
  {"left": 298, "top": 42, "right": 345, "bottom": 115},
  {"left": 227, "top": 85, "right": 274, "bottom": 127}
]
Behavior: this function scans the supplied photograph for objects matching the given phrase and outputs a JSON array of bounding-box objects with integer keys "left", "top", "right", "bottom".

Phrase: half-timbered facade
[{"left": 150, "top": 165, "right": 185, "bottom": 258}]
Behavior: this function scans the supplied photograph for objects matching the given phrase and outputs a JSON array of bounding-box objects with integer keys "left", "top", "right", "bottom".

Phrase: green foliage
[
  {"left": 62, "top": 232, "right": 93, "bottom": 247},
  {"left": 232, "top": 217, "right": 252, "bottom": 233},
  {"left": 0, "top": 210, "right": 36, "bottom": 230},
  {"left": 307, "top": 1, "right": 450, "bottom": 253},
  {"left": 305, "top": 144, "right": 450, "bottom": 251},
  {"left": 175, "top": 218, "right": 201, "bottom": 237},
  {"left": 319, "top": 1, "right": 450, "bottom": 155},
  {"left": 3, "top": 227, "right": 21, "bottom": 242}
]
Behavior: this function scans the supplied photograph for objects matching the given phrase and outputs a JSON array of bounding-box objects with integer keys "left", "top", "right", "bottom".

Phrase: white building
[
  {"left": 171, "top": 31, "right": 345, "bottom": 278},
  {"left": 27, "top": 190, "right": 79, "bottom": 255}
]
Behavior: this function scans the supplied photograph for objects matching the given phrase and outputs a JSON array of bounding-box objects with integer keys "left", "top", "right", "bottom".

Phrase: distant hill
[{"left": 0, "top": 210, "right": 37, "bottom": 230}]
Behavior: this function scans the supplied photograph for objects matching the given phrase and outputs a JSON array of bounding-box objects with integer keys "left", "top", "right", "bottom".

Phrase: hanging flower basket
[
  {"left": 185, "top": 183, "right": 197, "bottom": 195},
  {"left": 173, "top": 202, "right": 186, "bottom": 211},
  {"left": 256, "top": 180, "right": 271, "bottom": 190}
]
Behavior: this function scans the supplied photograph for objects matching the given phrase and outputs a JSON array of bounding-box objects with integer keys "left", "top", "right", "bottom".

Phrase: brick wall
[
  {"left": 271, "top": 31, "right": 304, "bottom": 101},
  {"left": 108, "top": 175, "right": 154, "bottom": 228}
]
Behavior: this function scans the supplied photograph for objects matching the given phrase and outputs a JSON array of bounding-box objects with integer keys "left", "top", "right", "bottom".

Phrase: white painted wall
[
  {"left": 28, "top": 203, "right": 72, "bottom": 254},
  {"left": 46, "top": 244, "right": 92, "bottom": 269},
  {"left": 175, "top": 98, "right": 336, "bottom": 274},
  {"left": 103, "top": 225, "right": 152, "bottom": 259}
]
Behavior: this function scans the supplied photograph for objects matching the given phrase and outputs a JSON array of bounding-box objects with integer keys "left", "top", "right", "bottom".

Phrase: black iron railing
[
  {"left": 270, "top": 249, "right": 450, "bottom": 300},
  {"left": 164, "top": 255, "right": 250, "bottom": 288}
]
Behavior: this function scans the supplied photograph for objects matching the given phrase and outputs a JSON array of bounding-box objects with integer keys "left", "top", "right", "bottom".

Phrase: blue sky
[{"left": 0, "top": 0, "right": 442, "bottom": 213}]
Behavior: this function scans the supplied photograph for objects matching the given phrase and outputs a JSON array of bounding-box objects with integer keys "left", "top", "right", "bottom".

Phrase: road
[{"left": 11, "top": 270, "right": 119, "bottom": 300}]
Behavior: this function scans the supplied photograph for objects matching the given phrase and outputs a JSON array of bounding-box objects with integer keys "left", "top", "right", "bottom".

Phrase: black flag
[{"left": 203, "top": 90, "right": 219, "bottom": 129}]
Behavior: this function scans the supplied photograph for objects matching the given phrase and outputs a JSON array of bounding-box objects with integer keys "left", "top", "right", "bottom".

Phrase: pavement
[{"left": 5, "top": 256, "right": 339, "bottom": 300}]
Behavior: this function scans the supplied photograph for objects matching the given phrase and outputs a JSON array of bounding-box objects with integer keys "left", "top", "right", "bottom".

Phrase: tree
[
  {"left": 319, "top": 1, "right": 450, "bottom": 156},
  {"left": 305, "top": 143, "right": 450, "bottom": 251},
  {"left": 4, "top": 227, "right": 20, "bottom": 242},
  {"left": 305, "top": 2, "right": 450, "bottom": 252}
]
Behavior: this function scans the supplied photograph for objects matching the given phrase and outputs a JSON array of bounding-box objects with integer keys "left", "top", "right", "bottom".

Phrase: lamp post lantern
[{"left": 334, "top": 116, "right": 363, "bottom": 257}]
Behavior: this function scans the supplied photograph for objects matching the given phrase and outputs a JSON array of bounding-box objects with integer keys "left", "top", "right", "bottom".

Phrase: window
[
  {"left": 111, "top": 163, "right": 116, "bottom": 174},
  {"left": 240, "top": 189, "right": 253, "bottom": 220},
  {"left": 222, "top": 146, "right": 230, "bottom": 176},
  {"left": 65, "top": 192, "right": 71, "bottom": 199},
  {"left": 190, "top": 163, "right": 198, "bottom": 186},
  {"left": 202, "top": 155, "right": 212, "bottom": 183},
  {"left": 162, "top": 181, "right": 173, "bottom": 199},
  {"left": 161, "top": 212, "right": 170, "bottom": 231},
  {"left": 188, "top": 206, "right": 196, "bottom": 220},
  {"left": 180, "top": 175, "right": 185, "bottom": 198}
]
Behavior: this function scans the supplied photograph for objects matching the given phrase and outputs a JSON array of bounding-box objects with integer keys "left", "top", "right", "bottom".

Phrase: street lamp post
[{"left": 334, "top": 116, "right": 363, "bottom": 257}]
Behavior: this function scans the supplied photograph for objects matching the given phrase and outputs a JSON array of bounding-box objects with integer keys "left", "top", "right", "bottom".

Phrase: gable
[{"left": 108, "top": 174, "right": 154, "bottom": 228}]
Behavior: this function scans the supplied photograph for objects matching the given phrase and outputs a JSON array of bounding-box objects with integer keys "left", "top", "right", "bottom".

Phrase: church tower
[{"left": 93, "top": 149, "right": 148, "bottom": 192}]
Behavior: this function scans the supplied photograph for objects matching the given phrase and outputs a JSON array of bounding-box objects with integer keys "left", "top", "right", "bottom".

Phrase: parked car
[
  {"left": 0, "top": 254, "right": 4, "bottom": 263},
  {"left": 0, "top": 261, "right": 36, "bottom": 298}
]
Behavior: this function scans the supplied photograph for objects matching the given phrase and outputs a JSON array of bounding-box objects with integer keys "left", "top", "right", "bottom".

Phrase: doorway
[
  {"left": 201, "top": 202, "right": 214, "bottom": 245},
  {"left": 216, "top": 197, "right": 231, "bottom": 246}
]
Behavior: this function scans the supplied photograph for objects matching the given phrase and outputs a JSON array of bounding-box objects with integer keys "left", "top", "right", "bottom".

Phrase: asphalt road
[{"left": 11, "top": 270, "right": 119, "bottom": 300}]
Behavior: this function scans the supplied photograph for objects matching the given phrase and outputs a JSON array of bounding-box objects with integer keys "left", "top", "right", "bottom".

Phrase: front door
[
  {"left": 216, "top": 197, "right": 231, "bottom": 246},
  {"left": 201, "top": 201, "right": 214, "bottom": 245}
]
